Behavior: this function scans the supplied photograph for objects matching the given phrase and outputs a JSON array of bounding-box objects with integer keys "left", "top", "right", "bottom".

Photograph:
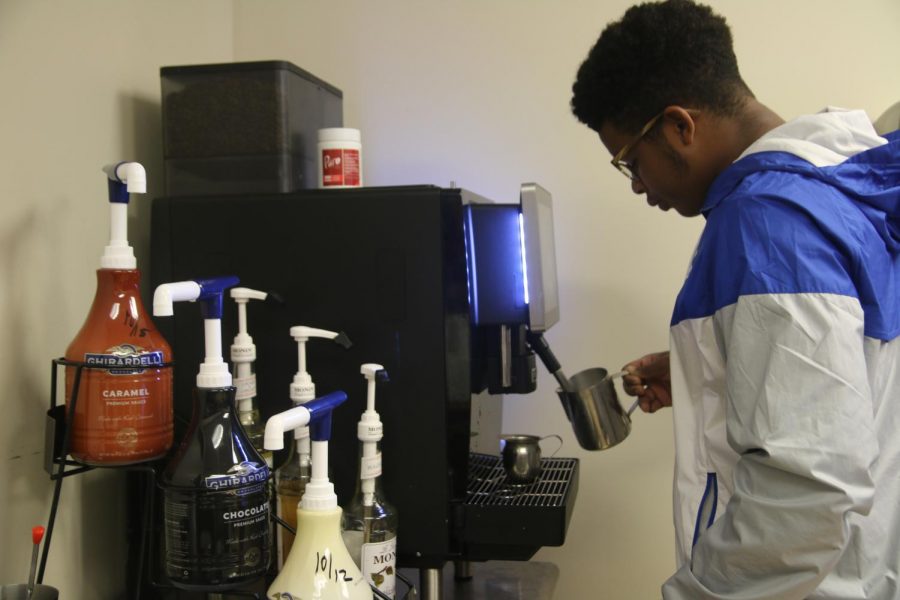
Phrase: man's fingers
[{"left": 623, "top": 375, "right": 647, "bottom": 397}]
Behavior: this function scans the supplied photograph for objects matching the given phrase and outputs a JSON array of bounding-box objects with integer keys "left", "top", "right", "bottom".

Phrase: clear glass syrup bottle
[
  {"left": 342, "top": 444, "right": 398, "bottom": 597},
  {"left": 342, "top": 364, "right": 398, "bottom": 598},
  {"left": 235, "top": 362, "right": 272, "bottom": 468},
  {"left": 276, "top": 326, "right": 352, "bottom": 567}
]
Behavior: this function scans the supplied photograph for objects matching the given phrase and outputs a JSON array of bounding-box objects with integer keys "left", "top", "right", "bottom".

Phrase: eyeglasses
[{"left": 610, "top": 110, "right": 665, "bottom": 181}]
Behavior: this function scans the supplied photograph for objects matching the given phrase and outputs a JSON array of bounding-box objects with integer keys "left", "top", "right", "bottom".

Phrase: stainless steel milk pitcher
[
  {"left": 557, "top": 368, "right": 631, "bottom": 450},
  {"left": 526, "top": 331, "right": 633, "bottom": 451}
]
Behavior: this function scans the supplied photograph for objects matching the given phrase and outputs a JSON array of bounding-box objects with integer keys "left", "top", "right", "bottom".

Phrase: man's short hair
[{"left": 571, "top": 0, "right": 752, "bottom": 134}]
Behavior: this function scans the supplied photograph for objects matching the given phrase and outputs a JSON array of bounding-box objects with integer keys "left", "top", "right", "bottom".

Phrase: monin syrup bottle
[{"left": 342, "top": 365, "right": 398, "bottom": 598}]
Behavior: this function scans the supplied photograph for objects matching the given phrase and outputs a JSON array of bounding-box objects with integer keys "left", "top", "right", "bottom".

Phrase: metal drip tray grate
[
  {"left": 460, "top": 452, "right": 579, "bottom": 560},
  {"left": 466, "top": 453, "right": 577, "bottom": 507}
]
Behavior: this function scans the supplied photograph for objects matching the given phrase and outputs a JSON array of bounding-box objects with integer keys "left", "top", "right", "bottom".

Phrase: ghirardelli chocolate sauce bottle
[
  {"left": 160, "top": 386, "right": 271, "bottom": 589},
  {"left": 153, "top": 276, "right": 270, "bottom": 591}
]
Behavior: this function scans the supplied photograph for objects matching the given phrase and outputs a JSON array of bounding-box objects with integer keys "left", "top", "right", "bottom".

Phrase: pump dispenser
[
  {"left": 230, "top": 287, "right": 280, "bottom": 467},
  {"left": 277, "top": 326, "right": 352, "bottom": 566},
  {"left": 342, "top": 364, "right": 398, "bottom": 598},
  {"left": 154, "top": 276, "right": 271, "bottom": 591},
  {"left": 64, "top": 162, "right": 173, "bottom": 465},
  {"left": 265, "top": 391, "right": 373, "bottom": 600}
]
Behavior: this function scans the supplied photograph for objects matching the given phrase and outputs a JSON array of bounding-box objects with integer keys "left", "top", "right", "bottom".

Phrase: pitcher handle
[{"left": 539, "top": 434, "right": 564, "bottom": 457}]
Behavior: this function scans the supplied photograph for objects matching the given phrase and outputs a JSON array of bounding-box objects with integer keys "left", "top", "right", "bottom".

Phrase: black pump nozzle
[{"left": 333, "top": 331, "right": 353, "bottom": 349}]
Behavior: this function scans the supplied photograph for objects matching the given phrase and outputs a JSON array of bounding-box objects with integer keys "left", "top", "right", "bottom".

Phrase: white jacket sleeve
[{"left": 662, "top": 292, "right": 877, "bottom": 600}]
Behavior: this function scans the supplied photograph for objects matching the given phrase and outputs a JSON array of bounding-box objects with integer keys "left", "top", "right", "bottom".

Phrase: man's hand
[{"left": 622, "top": 351, "right": 672, "bottom": 413}]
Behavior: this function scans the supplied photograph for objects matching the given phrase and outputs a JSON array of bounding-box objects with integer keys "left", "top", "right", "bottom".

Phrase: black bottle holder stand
[
  {"left": 41, "top": 358, "right": 416, "bottom": 600},
  {"left": 42, "top": 358, "right": 267, "bottom": 599}
]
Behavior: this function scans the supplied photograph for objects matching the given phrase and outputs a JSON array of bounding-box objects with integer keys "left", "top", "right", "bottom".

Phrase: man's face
[{"left": 599, "top": 112, "right": 707, "bottom": 217}]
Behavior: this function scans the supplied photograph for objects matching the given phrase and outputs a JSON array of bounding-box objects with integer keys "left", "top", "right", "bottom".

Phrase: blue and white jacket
[{"left": 662, "top": 108, "right": 900, "bottom": 599}]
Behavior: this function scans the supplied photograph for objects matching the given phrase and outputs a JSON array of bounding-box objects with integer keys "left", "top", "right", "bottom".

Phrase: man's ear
[{"left": 662, "top": 106, "right": 697, "bottom": 147}]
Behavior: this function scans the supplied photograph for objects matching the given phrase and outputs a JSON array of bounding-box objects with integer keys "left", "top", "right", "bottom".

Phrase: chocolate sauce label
[{"left": 164, "top": 486, "right": 270, "bottom": 585}]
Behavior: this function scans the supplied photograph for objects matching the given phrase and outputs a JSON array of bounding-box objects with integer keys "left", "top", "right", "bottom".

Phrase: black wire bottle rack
[{"left": 43, "top": 358, "right": 267, "bottom": 599}]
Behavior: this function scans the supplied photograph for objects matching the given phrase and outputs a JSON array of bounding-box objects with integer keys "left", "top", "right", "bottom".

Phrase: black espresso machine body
[{"left": 149, "top": 185, "right": 578, "bottom": 571}]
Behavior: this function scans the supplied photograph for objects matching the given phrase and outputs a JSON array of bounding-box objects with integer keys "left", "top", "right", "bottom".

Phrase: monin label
[{"left": 362, "top": 537, "right": 397, "bottom": 596}]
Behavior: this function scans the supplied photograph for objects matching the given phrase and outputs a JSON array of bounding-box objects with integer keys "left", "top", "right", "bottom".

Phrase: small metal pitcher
[
  {"left": 0, "top": 585, "right": 59, "bottom": 600},
  {"left": 557, "top": 368, "right": 632, "bottom": 451},
  {"left": 499, "top": 434, "right": 563, "bottom": 485}
]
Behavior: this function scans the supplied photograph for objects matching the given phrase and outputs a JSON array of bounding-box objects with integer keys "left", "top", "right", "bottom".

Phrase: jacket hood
[{"left": 704, "top": 109, "right": 900, "bottom": 252}]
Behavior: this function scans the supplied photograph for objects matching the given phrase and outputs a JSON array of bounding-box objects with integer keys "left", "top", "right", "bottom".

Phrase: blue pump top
[
  {"left": 103, "top": 161, "right": 145, "bottom": 204},
  {"left": 196, "top": 276, "right": 241, "bottom": 319},
  {"left": 306, "top": 391, "right": 347, "bottom": 442},
  {"left": 107, "top": 177, "right": 129, "bottom": 204}
]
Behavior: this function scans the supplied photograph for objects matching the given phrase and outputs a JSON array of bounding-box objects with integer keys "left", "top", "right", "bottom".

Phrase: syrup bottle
[
  {"left": 276, "top": 326, "right": 352, "bottom": 567},
  {"left": 342, "top": 364, "right": 398, "bottom": 598},
  {"left": 64, "top": 162, "right": 173, "bottom": 465},
  {"left": 229, "top": 286, "right": 282, "bottom": 584},
  {"left": 154, "top": 276, "right": 271, "bottom": 591},
  {"left": 229, "top": 287, "right": 278, "bottom": 467},
  {"left": 264, "top": 391, "right": 373, "bottom": 600}
]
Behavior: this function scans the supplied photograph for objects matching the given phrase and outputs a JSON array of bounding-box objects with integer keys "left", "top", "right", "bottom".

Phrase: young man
[{"left": 570, "top": 1, "right": 900, "bottom": 598}]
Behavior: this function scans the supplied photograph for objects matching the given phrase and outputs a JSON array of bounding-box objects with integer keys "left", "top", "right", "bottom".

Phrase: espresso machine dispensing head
[{"left": 465, "top": 183, "right": 560, "bottom": 395}]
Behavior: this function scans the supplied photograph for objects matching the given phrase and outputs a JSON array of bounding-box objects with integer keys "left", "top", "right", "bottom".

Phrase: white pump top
[
  {"left": 358, "top": 363, "right": 385, "bottom": 443},
  {"left": 153, "top": 281, "right": 232, "bottom": 389},
  {"left": 100, "top": 162, "right": 146, "bottom": 270},
  {"left": 230, "top": 288, "right": 267, "bottom": 412},
  {"left": 289, "top": 326, "right": 343, "bottom": 404},
  {"left": 230, "top": 287, "right": 267, "bottom": 363},
  {"left": 263, "top": 404, "right": 313, "bottom": 451},
  {"left": 358, "top": 363, "right": 385, "bottom": 507},
  {"left": 301, "top": 439, "right": 337, "bottom": 511}
]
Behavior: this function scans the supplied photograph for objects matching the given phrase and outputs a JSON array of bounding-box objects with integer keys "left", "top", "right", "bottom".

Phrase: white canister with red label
[{"left": 317, "top": 127, "right": 363, "bottom": 188}]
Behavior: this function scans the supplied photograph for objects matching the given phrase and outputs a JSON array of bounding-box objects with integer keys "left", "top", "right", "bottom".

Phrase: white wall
[
  {"left": 1, "top": 1, "right": 898, "bottom": 599},
  {"left": 0, "top": 2, "right": 234, "bottom": 597}
]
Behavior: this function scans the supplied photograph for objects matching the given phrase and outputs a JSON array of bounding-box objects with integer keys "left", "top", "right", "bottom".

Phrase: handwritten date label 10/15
[{"left": 315, "top": 551, "right": 354, "bottom": 584}]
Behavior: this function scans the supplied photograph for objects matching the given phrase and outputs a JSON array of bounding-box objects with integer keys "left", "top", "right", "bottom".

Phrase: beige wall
[
  {"left": 1, "top": 1, "right": 898, "bottom": 599},
  {"left": 0, "top": 2, "right": 234, "bottom": 597}
]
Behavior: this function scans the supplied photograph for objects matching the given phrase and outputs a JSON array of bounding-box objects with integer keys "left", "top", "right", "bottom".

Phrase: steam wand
[
  {"left": 527, "top": 331, "right": 641, "bottom": 418},
  {"left": 524, "top": 330, "right": 574, "bottom": 393}
]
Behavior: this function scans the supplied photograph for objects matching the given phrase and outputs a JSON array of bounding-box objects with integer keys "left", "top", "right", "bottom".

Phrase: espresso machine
[{"left": 148, "top": 183, "right": 579, "bottom": 597}]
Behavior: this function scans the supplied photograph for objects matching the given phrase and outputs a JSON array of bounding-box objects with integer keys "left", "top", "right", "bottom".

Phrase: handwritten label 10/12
[{"left": 315, "top": 550, "right": 354, "bottom": 584}]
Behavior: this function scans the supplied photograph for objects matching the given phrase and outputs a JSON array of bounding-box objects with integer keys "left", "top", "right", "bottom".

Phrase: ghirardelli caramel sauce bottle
[{"left": 64, "top": 163, "right": 173, "bottom": 465}]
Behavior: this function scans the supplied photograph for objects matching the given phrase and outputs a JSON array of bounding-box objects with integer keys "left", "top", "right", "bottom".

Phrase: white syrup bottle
[
  {"left": 264, "top": 391, "right": 373, "bottom": 600},
  {"left": 276, "top": 326, "right": 352, "bottom": 567}
]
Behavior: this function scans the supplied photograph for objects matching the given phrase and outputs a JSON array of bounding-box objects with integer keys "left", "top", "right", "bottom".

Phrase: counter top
[{"left": 400, "top": 560, "right": 558, "bottom": 600}]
